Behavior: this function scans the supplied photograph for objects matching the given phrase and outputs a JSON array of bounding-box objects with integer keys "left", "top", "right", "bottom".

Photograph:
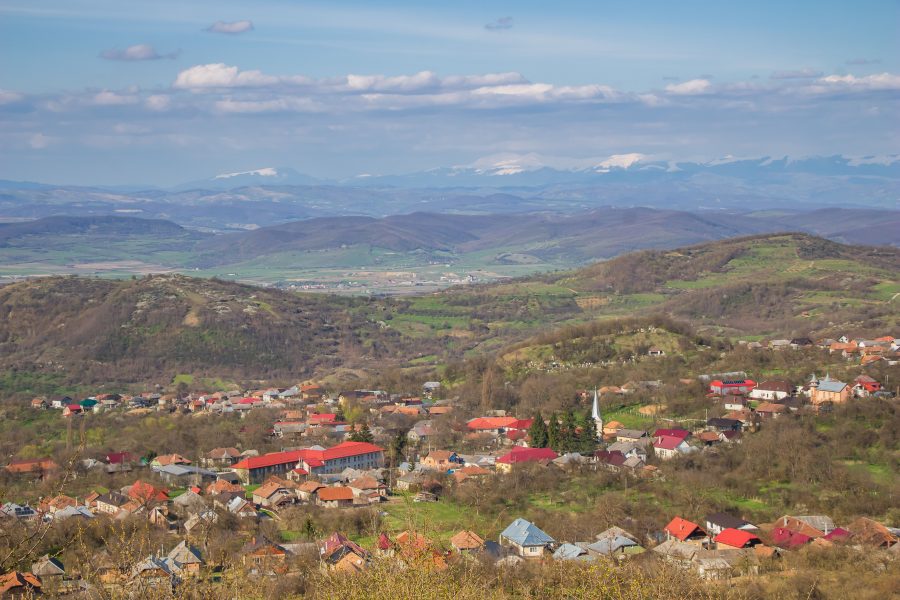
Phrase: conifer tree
[
  {"left": 561, "top": 410, "right": 578, "bottom": 453},
  {"left": 547, "top": 412, "right": 561, "bottom": 452},
  {"left": 577, "top": 411, "right": 598, "bottom": 454},
  {"left": 527, "top": 412, "right": 549, "bottom": 448}
]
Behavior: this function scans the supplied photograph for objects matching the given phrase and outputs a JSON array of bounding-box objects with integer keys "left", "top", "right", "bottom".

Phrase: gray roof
[
  {"left": 586, "top": 535, "right": 639, "bottom": 555},
  {"left": 152, "top": 464, "right": 217, "bottom": 478},
  {"left": 795, "top": 515, "right": 835, "bottom": 533},
  {"left": 616, "top": 429, "right": 648, "bottom": 439},
  {"left": 552, "top": 543, "right": 593, "bottom": 561},
  {"left": 500, "top": 518, "right": 555, "bottom": 547},
  {"left": 167, "top": 541, "right": 203, "bottom": 566},
  {"left": 817, "top": 380, "right": 848, "bottom": 393}
]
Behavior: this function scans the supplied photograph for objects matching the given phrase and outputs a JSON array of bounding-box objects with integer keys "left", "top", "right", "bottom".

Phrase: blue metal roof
[{"left": 500, "top": 518, "right": 555, "bottom": 547}]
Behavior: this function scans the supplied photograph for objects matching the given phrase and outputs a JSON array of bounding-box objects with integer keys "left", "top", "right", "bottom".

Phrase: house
[
  {"left": 406, "top": 420, "right": 434, "bottom": 444},
  {"left": 721, "top": 395, "right": 749, "bottom": 411},
  {"left": 252, "top": 482, "right": 296, "bottom": 508},
  {"left": 705, "top": 512, "right": 758, "bottom": 537},
  {"left": 127, "top": 480, "right": 169, "bottom": 506},
  {"left": 183, "top": 510, "right": 218, "bottom": 535},
  {"left": 495, "top": 447, "right": 558, "bottom": 472},
  {"left": 347, "top": 476, "right": 387, "bottom": 501},
  {"left": 754, "top": 402, "right": 787, "bottom": 419},
  {"left": 172, "top": 490, "right": 207, "bottom": 514},
  {"left": 30, "top": 397, "right": 48, "bottom": 410},
  {"left": 0, "top": 503, "right": 38, "bottom": 520},
  {"left": 647, "top": 346, "right": 665, "bottom": 357},
  {"left": 203, "top": 447, "right": 241, "bottom": 467},
  {"left": 226, "top": 497, "right": 257, "bottom": 518},
  {"left": 63, "top": 404, "right": 83, "bottom": 417},
  {"left": 319, "top": 532, "right": 369, "bottom": 571},
  {"left": 845, "top": 517, "right": 898, "bottom": 547},
  {"left": 853, "top": 375, "right": 882, "bottom": 398},
  {"left": 714, "top": 528, "right": 761, "bottom": 549},
  {"left": 296, "top": 481, "right": 325, "bottom": 502},
  {"left": 772, "top": 515, "right": 832, "bottom": 538},
  {"left": 809, "top": 375, "right": 850, "bottom": 406},
  {"left": 152, "top": 464, "right": 218, "bottom": 485},
  {"left": 151, "top": 454, "right": 192, "bottom": 468},
  {"left": 452, "top": 465, "right": 491, "bottom": 483},
  {"left": 466, "top": 417, "right": 532, "bottom": 437},
  {"left": 231, "top": 441, "right": 384, "bottom": 484},
  {"left": 615, "top": 429, "right": 650, "bottom": 445},
  {"left": 106, "top": 451, "right": 133, "bottom": 466},
  {"left": 709, "top": 379, "right": 756, "bottom": 396},
  {"left": 166, "top": 541, "right": 204, "bottom": 576},
  {"left": 653, "top": 435, "right": 694, "bottom": 460},
  {"left": 95, "top": 491, "right": 131, "bottom": 516},
  {"left": 706, "top": 418, "right": 743, "bottom": 432},
  {"left": 499, "top": 518, "right": 556, "bottom": 558},
  {"left": 421, "top": 451, "right": 462, "bottom": 470},
  {"left": 0, "top": 572, "right": 42, "bottom": 597},
  {"left": 594, "top": 450, "right": 627, "bottom": 472},
  {"left": 664, "top": 517, "right": 707, "bottom": 544},
  {"left": 450, "top": 530, "right": 485, "bottom": 553},
  {"left": 31, "top": 555, "right": 65, "bottom": 580},
  {"left": 586, "top": 527, "right": 644, "bottom": 559},
  {"left": 749, "top": 380, "right": 792, "bottom": 401},
  {"left": 553, "top": 543, "right": 593, "bottom": 561},
  {"left": 205, "top": 479, "right": 244, "bottom": 496},
  {"left": 316, "top": 486, "right": 355, "bottom": 508},
  {"left": 242, "top": 536, "right": 287, "bottom": 569},
  {"left": 5, "top": 458, "right": 59, "bottom": 480}
]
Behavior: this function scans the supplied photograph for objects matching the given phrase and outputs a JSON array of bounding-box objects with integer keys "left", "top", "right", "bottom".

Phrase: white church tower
[{"left": 591, "top": 388, "right": 603, "bottom": 437}]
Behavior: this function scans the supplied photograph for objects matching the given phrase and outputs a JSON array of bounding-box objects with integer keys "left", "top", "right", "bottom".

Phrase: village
[{"left": 1, "top": 333, "right": 898, "bottom": 596}]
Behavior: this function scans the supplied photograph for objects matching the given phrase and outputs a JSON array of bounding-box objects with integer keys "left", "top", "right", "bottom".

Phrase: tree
[
  {"left": 527, "top": 413, "right": 549, "bottom": 448},
  {"left": 350, "top": 423, "right": 374, "bottom": 443},
  {"left": 334, "top": 404, "right": 347, "bottom": 423},
  {"left": 547, "top": 412, "right": 561, "bottom": 452},
  {"left": 576, "top": 411, "right": 598, "bottom": 454},
  {"left": 560, "top": 410, "right": 578, "bottom": 453}
]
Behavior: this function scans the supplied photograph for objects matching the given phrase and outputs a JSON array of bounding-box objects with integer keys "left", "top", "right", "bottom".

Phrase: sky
[{"left": 0, "top": 0, "right": 898, "bottom": 186}]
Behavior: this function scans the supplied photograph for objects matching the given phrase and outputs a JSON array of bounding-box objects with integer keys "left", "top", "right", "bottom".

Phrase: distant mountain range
[{"left": 0, "top": 155, "right": 896, "bottom": 233}]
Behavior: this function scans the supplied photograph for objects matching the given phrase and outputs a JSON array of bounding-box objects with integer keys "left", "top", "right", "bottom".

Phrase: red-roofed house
[
  {"left": 495, "top": 447, "right": 557, "bottom": 472},
  {"left": 714, "top": 528, "right": 761, "bottom": 549},
  {"left": 653, "top": 435, "right": 694, "bottom": 460},
  {"left": 316, "top": 486, "right": 355, "bottom": 508},
  {"left": 128, "top": 480, "right": 169, "bottom": 505},
  {"left": 665, "top": 517, "right": 707, "bottom": 544},
  {"left": 466, "top": 417, "right": 530, "bottom": 436},
  {"left": 771, "top": 527, "right": 812, "bottom": 549}
]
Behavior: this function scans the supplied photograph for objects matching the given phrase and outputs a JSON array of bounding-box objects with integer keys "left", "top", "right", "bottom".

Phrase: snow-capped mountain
[
  {"left": 175, "top": 167, "right": 320, "bottom": 190},
  {"left": 348, "top": 153, "right": 900, "bottom": 188}
]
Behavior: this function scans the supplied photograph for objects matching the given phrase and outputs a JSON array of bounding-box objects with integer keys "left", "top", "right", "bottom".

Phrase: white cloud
[
  {"left": 100, "top": 44, "right": 178, "bottom": 61},
  {"left": 145, "top": 94, "right": 171, "bottom": 111},
  {"left": 0, "top": 89, "right": 25, "bottom": 105},
  {"left": 345, "top": 71, "right": 441, "bottom": 92},
  {"left": 664, "top": 79, "right": 712, "bottom": 95},
  {"left": 206, "top": 20, "right": 254, "bottom": 34},
  {"left": 92, "top": 90, "right": 139, "bottom": 106},
  {"left": 173, "top": 63, "right": 279, "bottom": 90},
  {"left": 213, "top": 97, "right": 320, "bottom": 114},
  {"left": 816, "top": 72, "right": 900, "bottom": 91}
]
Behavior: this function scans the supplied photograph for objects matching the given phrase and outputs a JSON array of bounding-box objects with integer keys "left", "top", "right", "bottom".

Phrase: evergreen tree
[
  {"left": 527, "top": 412, "right": 549, "bottom": 448},
  {"left": 334, "top": 404, "right": 346, "bottom": 422},
  {"left": 349, "top": 422, "right": 374, "bottom": 443},
  {"left": 577, "top": 411, "right": 598, "bottom": 454},
  {"left": 561, "top": 410, "right": 578, "bottom": 453},
  {"left": 547, "top": 412, "right": 561, "bottom": 452}
]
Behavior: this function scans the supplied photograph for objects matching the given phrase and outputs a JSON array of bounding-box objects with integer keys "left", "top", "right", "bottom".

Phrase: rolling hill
[
  {"left": 0, "top": 233, "right": 896, "bottom": 395},
  {"left": 0, "top": 274, "right": 416, "bottom": 391}
]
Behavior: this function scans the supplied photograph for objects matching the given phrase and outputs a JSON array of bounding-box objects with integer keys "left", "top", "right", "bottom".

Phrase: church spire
[{"left": 591, "top": 388, "right": 603, "bottom": 434}]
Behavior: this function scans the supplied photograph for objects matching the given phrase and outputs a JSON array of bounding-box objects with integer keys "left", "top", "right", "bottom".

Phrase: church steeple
[{"left": 591, "top": 388, "right": 603, "bottom": 435}]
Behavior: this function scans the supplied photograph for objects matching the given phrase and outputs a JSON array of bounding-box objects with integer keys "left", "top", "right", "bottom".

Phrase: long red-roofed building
[
  {"left": 495, "top": 447, "right": 558, "bottom": 472},
  {"left": 232, "top": 442, "right": 384, "bottom": 483}
]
